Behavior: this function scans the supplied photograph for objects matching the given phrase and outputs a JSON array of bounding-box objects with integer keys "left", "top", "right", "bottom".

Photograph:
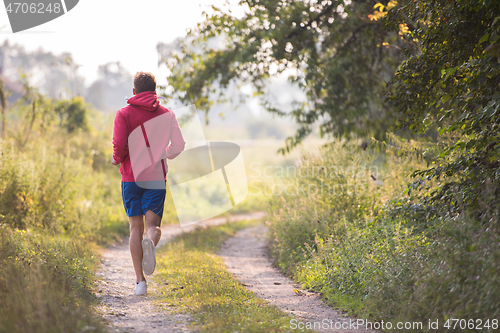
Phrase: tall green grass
[
  {"left": 267, "top": 137, "right": 500, "bottom": 331},
  {"left": 0, "top": 227, "right": 106, "bottom": 332},
  {"left": 0, "top": 94, "right": 128, "bottom": 332},
  {"left": 0, "top": 134, "right": 126, "bottom": 242},
  {"left": 269, "top": 137, "right": 418, "bottom": 274}
]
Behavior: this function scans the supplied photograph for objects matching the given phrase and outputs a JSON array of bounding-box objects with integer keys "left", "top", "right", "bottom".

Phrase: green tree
[
  {"left": 386, "top": 0, "right": 500, "bottom": 219},
  {"left": 54, "top": 97, "right": 89, "bottom": 133},
  {"left": 160, "top": 0, "right": 406, "bottom": 152}
]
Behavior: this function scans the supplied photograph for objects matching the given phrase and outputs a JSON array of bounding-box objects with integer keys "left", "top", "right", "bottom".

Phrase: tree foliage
[
  {"left": 160, "top": 0, "right": 408, "bottom": 152},
  {"left": 161, "top": 0, "right": 500, "bottom": 218},
  {"left": 54, "top": 97, "right": 89, "bottom": 133},
  {"left": 386, "top": 0, "right": 500, "bottom": 219},
  {"left": 5, "top": 78, "right": 91, "bottom": 147}
]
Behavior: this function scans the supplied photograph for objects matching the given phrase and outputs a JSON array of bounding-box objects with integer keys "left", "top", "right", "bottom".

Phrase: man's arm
[
  {"left": 112, "top": 110, "right": 129, "bottom": 165},
  {"left": 166, "top": 112, "right": 186, "bottom": 159}
]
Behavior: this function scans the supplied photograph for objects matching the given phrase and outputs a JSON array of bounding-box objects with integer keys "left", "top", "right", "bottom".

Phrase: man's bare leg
[
  {"left": 129, "top": 215, "right": 145, "bottom": 283},
  {"left": 145, "top": 210, "right": 161, "bottom": 246}
]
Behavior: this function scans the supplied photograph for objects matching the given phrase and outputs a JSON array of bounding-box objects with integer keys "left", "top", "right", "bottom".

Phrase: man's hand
[{"left": 111, "top": 156, "right": 119, "bottom": 165}]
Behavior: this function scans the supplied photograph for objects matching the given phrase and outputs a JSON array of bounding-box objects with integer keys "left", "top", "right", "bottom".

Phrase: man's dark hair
[{"left": 133, "top": 72, "right": 156, "bottom": 94}]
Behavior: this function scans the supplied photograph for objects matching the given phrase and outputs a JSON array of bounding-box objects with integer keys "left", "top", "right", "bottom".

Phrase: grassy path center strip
[{"left": 153, "top": 220, "right": 310, "bottom": 333}]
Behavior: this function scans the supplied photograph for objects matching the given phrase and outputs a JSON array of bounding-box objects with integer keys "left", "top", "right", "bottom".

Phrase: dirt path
[
  {"left": 219, "top": 225, "right": 376, "bottom": 333},
  {"left": 95, "top": 212, "right": 266, "bottom": 333}
]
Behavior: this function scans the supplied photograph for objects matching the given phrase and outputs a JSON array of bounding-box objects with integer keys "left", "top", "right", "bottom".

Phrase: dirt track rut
[{"left": 219, "top": 225, "right": 375, "bottom": 333}]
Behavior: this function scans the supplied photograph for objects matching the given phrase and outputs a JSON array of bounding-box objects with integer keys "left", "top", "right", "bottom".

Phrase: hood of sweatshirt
[{"left": 127, "top": 91, "right": 160, "bottom": 111}]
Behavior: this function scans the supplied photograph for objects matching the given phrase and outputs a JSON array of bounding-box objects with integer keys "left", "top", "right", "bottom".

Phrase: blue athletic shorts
[{"left": 121, "top": 182, "right": 166, "bottom": 218}]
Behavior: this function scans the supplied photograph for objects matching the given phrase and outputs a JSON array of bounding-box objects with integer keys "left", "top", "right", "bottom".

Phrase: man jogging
[{"left": 112, "top": 72, "right": 185, "bottom": 295}]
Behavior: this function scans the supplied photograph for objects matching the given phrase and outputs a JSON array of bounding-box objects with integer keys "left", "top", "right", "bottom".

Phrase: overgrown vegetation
[
  {"left": 0, "top": 83, "right": 128, "bottom": 332},
  {"left": 154, "top": 220, "right": 309, "bottom": 333},
  {"left": 386, "top": 0, "right": 500, "bottom": 231},
  {"left": 0, "top": 229, "right": 105, "bottom": 333},
  {"left": 268, "top": 136, "right": 500, "bottom": 331}
]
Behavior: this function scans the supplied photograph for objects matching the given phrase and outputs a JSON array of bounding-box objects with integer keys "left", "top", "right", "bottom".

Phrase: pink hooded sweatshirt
[{"left": 112, "top": 91, "right": 186, "bottom": 182}]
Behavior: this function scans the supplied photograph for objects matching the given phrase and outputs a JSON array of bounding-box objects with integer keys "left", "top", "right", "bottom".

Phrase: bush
[{"left": 268, "top": 137, "right": 500, "bottom": 331}]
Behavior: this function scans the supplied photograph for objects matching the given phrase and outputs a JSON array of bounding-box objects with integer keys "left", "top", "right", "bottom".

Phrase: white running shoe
[
  {"left": 142, "top": 237, "right": 156, "bottom": 276},
  {"left": 134, "top": 281, "right": 147, "bottom": 296}
]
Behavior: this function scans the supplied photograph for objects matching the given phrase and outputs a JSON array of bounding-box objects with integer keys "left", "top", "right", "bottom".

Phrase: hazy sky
[{"left": 0, "top": 0, "right": 241, "bottom": 85}]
